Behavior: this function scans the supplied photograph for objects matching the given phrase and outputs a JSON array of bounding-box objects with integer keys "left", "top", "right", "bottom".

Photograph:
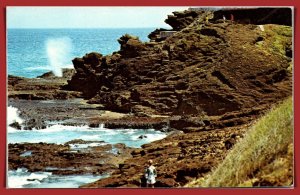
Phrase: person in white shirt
[
  {"left": 223, "top": 15, "right": 226, "bottom": 23},
  {"left": 145, "top": 160, "right": 157, "bottom": 188}
]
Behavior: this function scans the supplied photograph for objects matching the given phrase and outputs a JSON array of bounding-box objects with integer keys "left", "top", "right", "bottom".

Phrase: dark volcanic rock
[
  {"left": 23, "top": 118, "right": 47, "bottom": 130},
  {"left": 148, "top": 28, "right": 169, "bottom": 42},
  {"left": 103, "top": 117, "right": 168, "bottom": 130},
  {"left": 9, "top": 122, "right": 22, "bottom": 130},
  {"left": 118, "top": 34, "right": 146, "bottom": 58},
  {"left": 8, "top": 142, "right": 134, "bottom": 175},
  {"left": 165, "top": 10, "right": 204, "bottom": 31},
  {"left": 64, "top": 139, "right": 105, "bottom": 145},
  {"left": 37, "top": 68, "right": 75, "bottom": 79},
  {"left": 8, "top": 68, "right": 81, "bottom": 100},
  {"left": 67, "top": 19, "right": 292, "bottom": 118},
  {"left": 67, "top": 53, "right": 103, "bottom": 98}
]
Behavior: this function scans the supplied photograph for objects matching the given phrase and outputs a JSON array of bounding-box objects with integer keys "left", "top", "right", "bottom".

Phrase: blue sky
[{"left": 7, "top": 6, "right": 191, "bottom": 29}]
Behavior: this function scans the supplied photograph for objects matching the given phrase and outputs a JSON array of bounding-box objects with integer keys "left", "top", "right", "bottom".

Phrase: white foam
[
  {"left": 27, "top": 172, "right": 52, "bottom": 181},
  {"left": 80, "top": 135, "right": 101, "bottom": 140},
  {"left": 8, "top": 121, "right": 168, "bottom": 148},
  {"left": 42, "top": 124, "right": 88, "bottom": 132},
  {"left": 23, "top": 124, "right": 90, "bottom": 133},
  {"left": 64, "top": 64, "right": 74, "bottom": 68},
  {"left": 7, "top": 168, "right": 51, "bottom": 188},
  {"left": 7, "top": 168, "right": 106, "bottom": 188},
  {"left": 7, "top": 126, "right": 20, "bottom": 133},
  {"left": 143, "top": 133, "right": 167, "bottom": 142},
  {"left": 46, "top": 37, "right": 73, "bottom": 77},
  {"left": 69, "top": 142, "right": 105, "bottom": 150},
  {"left": 99, "top": 124, "right": 105, "bottom": 129},
  {"left": 7, "top": 106, "right": 24, "bottom": 126},
  {"left": 132, "top": 130, "right": 167, "bottom": 142}
]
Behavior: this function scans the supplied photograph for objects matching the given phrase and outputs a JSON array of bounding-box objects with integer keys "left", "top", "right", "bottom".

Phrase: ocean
[{"left": 7, "top": 28, "right": 153, "bottom": 78}]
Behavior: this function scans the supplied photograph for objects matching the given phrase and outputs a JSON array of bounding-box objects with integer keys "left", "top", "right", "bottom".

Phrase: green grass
[
  {"left": 187, "top": 97, "right": 293, "bottom": 187},
  {"left": 257, "top": 25, "right": 292, "bottom": 58}
]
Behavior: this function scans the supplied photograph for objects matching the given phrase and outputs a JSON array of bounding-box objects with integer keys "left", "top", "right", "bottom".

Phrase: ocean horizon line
[{"left": 7, "top": 27, "right": 169, "bottom": 30}]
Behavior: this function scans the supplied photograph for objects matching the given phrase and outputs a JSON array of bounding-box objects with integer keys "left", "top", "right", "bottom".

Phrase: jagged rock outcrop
[
  {"left": 147, "top": 28, "right": 169, "bottom": 42},
  {"left": 148, "top": 10, "right": 211, "bottom": 42},
  {"left": 66, "top": 9, "right": 292, "bottom": 119},
  {"left": 164, "top": 10, "right": 205, "bottom": 31},
  {"left": 118, "top": 34, "right": 146, "bottom": 57}
]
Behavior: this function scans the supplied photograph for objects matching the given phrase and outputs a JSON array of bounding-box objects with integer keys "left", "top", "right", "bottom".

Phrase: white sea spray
[
  {"left": 7, "top": 106, "right": 23, "bottom": 126},
  {"left": 46, "top": 37, "right": 72, "bottom": 77}
]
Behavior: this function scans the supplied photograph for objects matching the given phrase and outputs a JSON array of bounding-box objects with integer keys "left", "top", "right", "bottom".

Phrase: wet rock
[
  {"left": 89, "top": 123, "right": 100, "bottom": 128},
  {"left": 37, "top": 71, "right": 56, "bottom": 78},
  {"left": 9, "top": 122, "right": 22, "bottom": 130},
  {"left": 23, "top": 118, "right": 47, "bottom": 130},
  {"left": 8, "top": 142, "right": 134, "bottom": 175},
  {"left": 64, "top": 139, "right": 105, "bottom": 145},
  {"left": 138, "top": 135, "right": 147, "bottom": 139}
]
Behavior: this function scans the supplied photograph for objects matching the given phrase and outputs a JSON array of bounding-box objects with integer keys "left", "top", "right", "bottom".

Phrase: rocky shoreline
[
  {"left": 7, "top": 8, "right": 293, "bottom": 187},
  {"left": 9, "top": 141, "right": 133, "bottom": 176}
]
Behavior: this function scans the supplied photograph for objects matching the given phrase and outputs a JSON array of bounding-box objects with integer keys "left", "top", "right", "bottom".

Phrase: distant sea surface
[{"left": 7, "top": 28, "right": 154, "bottom": 78}]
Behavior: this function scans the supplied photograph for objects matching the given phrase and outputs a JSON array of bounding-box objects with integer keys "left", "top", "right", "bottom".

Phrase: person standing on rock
[
  {"left": 223, "top": 15, "right": 226, "bottom": 23},
  {"left": 145, "top": 160, "right": 157, "bottom": 188},
  {"left": 230, "top": 14, "right": 234, "bottom": 22}
]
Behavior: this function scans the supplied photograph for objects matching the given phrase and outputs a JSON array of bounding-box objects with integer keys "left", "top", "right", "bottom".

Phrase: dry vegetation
[{"left": 187, "top": 97, "right": 293, "bottom": 187}]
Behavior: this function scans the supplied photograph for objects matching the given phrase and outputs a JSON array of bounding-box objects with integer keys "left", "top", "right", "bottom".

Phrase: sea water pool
[{"left": 7, "top": 107, "right": 168, "bottom": 188}]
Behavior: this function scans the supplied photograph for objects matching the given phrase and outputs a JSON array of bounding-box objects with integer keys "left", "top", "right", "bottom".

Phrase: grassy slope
[{"left": 187, "top": 97, "right": 293, "bottom": 187}]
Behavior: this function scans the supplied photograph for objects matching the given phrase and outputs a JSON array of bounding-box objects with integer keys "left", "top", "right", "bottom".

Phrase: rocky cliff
[
  {"left": 66, "top": 8, "right": 292, "bottom": 119},
  {"left": 63, "top": 8, "right": 292, "bottom": 187}
]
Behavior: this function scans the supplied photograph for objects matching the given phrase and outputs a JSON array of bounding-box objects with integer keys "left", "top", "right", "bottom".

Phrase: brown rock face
[
  {"left": 164, "top": 10, "right": 204, "bottom": 31},
  {"left": 118, "top": 34, "right": 146, "bottom": 58},
  {"left": 64, "top": 9, "right": 292, "bottom": 187},
  {"left": 66, "top": 14, "right": 292, "bottom": 118}
]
